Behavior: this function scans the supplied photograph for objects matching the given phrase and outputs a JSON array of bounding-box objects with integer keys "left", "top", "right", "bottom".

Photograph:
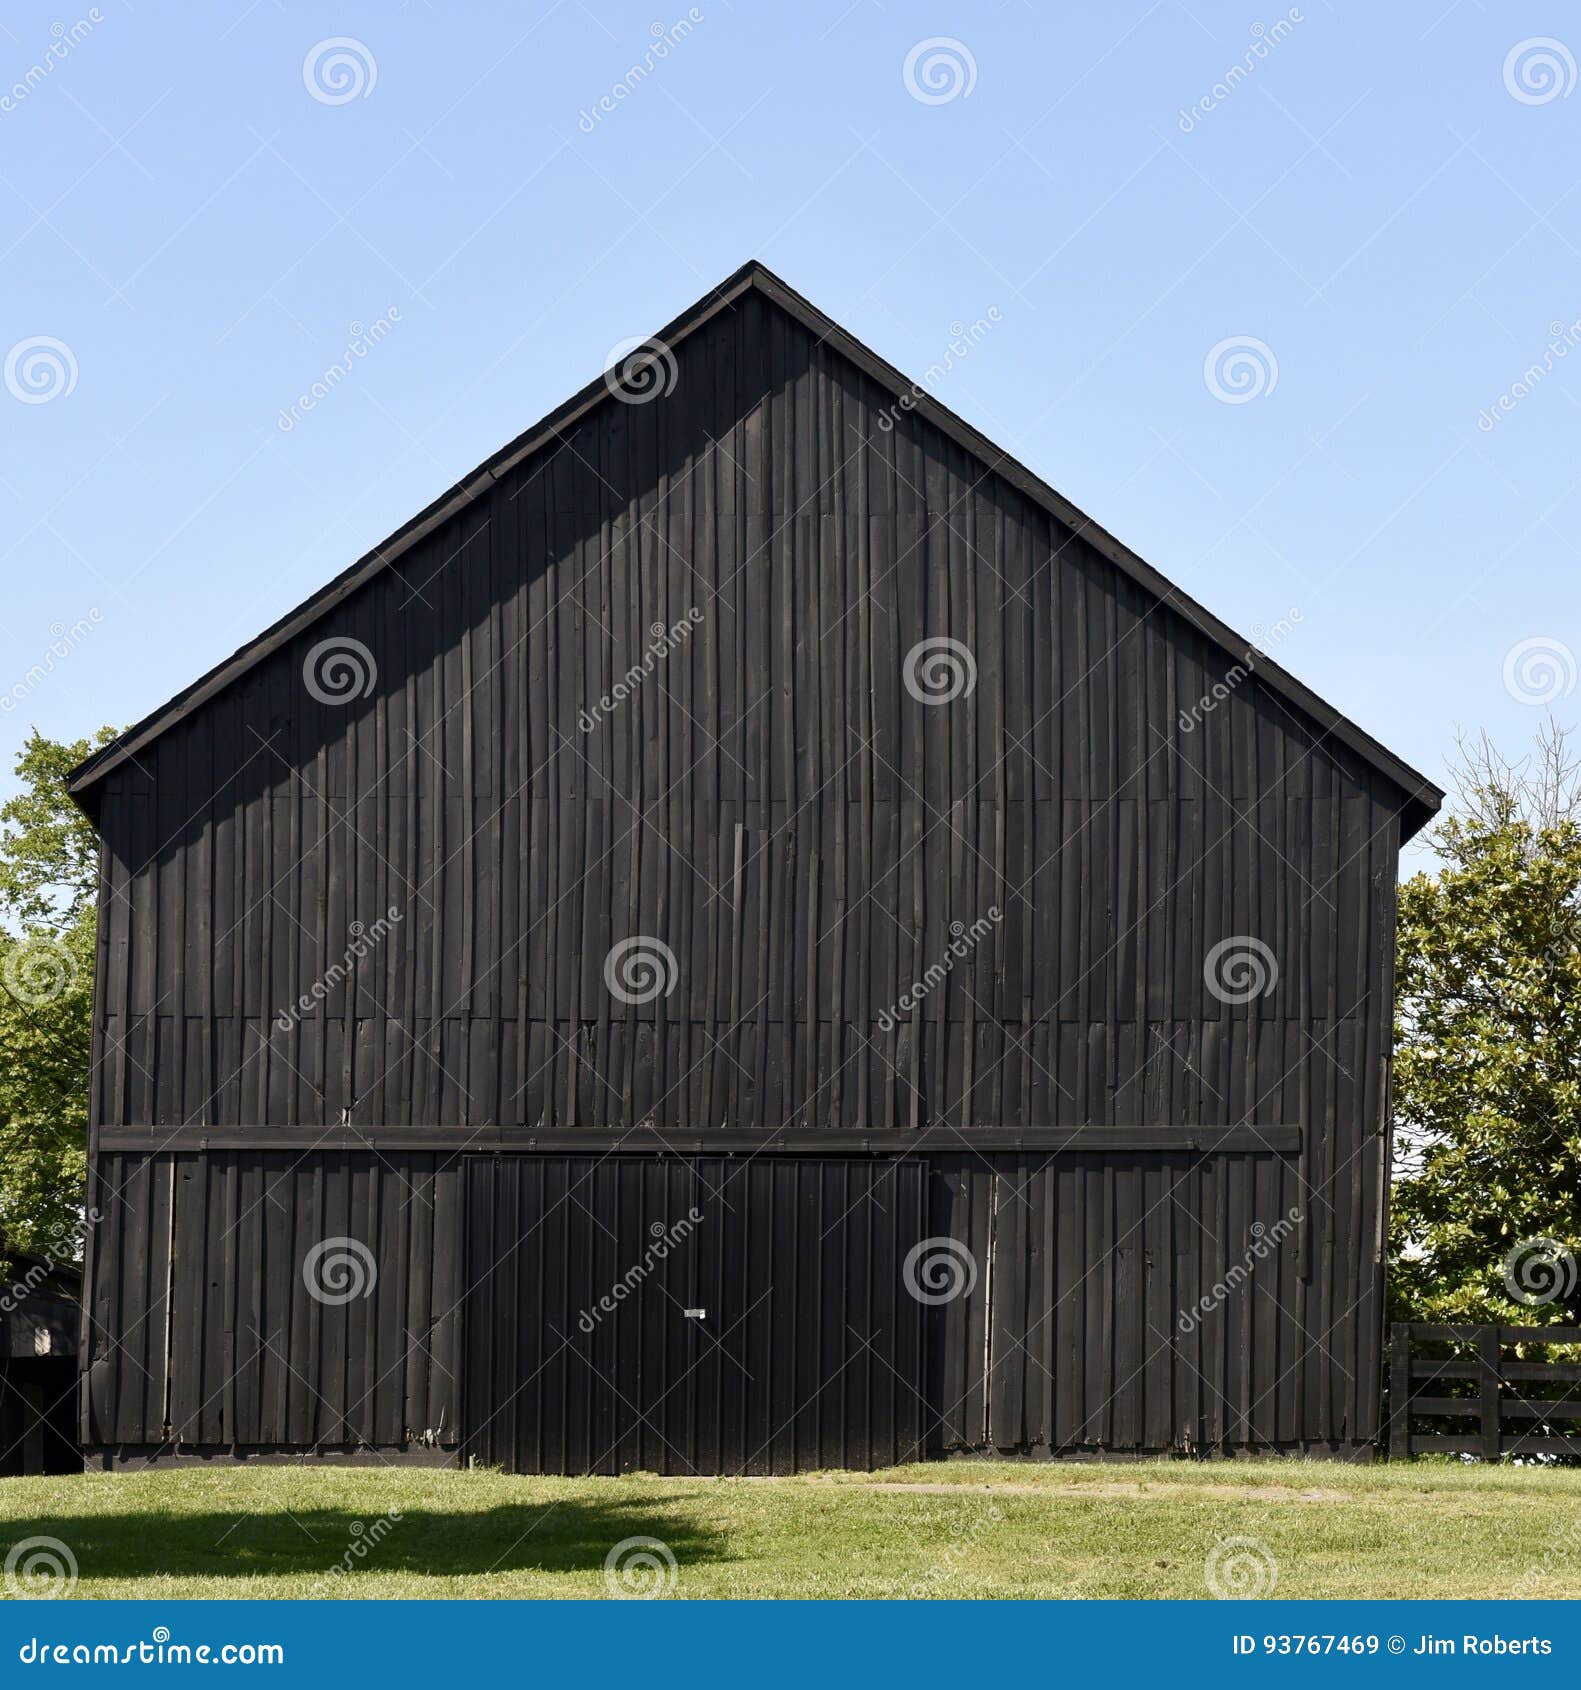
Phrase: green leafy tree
[
  {"left": 0, "top": 727, "right": 116, "bottom": 1260},
  {"left": 1390, "top": 722, "right": 1581, "bottom": 1326}
]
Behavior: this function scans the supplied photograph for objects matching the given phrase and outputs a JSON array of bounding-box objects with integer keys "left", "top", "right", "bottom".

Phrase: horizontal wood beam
[
  {"left": 94, "top": 1123, "right": 1301, "bottom": 1155},
  {"left": 1406, "top": 1433, "right": 1581, "bottom": 1456},
  {"left": 1407, "top": 1395, "right": 1480, "bottom": 1417},
  {"left": 1409, "top": 1358, "right": 1581, "bottom": 1383},
  {"left": 1399, "top": 1321, "right": 1581, "bottom": 1345},
  {"left": 1501, "top": 1399, "right": 1581, "bottom": 1421},
  {"left": 1404, "top": 1391, "right": 1581, "bottom": 1416}
]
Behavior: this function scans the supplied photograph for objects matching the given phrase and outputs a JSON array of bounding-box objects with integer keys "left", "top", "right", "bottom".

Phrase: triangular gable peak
[{"left": 67, "top": 260, "right": 1441, "bottom": 836}]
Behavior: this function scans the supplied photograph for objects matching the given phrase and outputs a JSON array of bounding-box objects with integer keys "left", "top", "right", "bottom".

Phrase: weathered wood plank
[{"left": 79, "top": 274, "right": 1424, "bottom": 1463}]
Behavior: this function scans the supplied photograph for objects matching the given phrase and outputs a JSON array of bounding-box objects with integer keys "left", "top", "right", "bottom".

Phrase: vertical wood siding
[
  {"left": 84, "top": 1151, "right": 460, "bottom": 1452},
  {"left": 89, "top": 290, "right": 1404, "bottom": 1143},
  {"left": 83, "top": 286, "right": 1410, "bottom": 1457},
  {"left": 85, "top": 1146, "right": 1370, "bottom": 1459},
  {"left": 929, "top": 1152, "right": 1372, "bottom": 1455},
  {"left": 463, "top": 1154, "right": 927, "bottom": 1475}
]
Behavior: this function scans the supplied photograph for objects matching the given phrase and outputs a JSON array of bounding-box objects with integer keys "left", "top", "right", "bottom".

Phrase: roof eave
[{"left": 67, "top": 258, "right": 1445, "bottom": 841}]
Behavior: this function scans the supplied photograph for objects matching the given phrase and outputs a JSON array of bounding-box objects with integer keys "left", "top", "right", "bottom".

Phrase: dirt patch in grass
[{"left": 823, "top": 1479, "right": 1354, "bottom": 1503}]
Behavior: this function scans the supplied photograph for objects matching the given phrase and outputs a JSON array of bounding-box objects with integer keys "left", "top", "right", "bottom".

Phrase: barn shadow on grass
[{"left": 11, "top": 1498, "right": 725, "bottom": 1584}]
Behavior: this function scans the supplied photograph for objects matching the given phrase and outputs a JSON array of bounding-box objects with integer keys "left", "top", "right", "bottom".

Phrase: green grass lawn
[{"left": 1, "top": 1460, "right": 1577, "bottom": 1600}]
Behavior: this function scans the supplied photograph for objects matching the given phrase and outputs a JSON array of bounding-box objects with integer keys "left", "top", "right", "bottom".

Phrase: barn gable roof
[{"left": 67, "top": 259, "right": 1444, "bottom": 837}]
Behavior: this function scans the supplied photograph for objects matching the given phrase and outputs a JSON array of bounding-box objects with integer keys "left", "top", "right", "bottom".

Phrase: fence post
[
  {"left": 1480, "top": 1326, "right": 1502, "bottom": 1462},
  {"left": 1389, "top": 1324, "right": 1411, "bottom": 1460}
]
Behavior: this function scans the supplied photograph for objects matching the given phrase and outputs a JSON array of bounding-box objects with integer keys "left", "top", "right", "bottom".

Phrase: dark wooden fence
[{"left": 1389, "top": 1322, "right": 1581, "bottom": 1459}]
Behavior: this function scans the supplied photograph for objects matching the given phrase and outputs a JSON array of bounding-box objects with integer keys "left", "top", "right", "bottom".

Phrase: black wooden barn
[{"left": 68, "top": 261, "right": 1442, "bottom": 1471}]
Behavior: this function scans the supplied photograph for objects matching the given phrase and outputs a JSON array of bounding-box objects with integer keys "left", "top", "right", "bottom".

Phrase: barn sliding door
[{"left": 462, "top": 1155, "right": 927, "bottom": 1475}]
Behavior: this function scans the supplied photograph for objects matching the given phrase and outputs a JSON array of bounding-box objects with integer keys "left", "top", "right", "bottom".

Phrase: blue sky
[{"left": 3, "top": 0, "right": 1578, "bottom": 858}]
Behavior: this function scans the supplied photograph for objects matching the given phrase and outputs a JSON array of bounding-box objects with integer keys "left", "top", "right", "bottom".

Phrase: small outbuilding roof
[{"left": 0, "top": 1252, "right": 80, "bottom": 1360}]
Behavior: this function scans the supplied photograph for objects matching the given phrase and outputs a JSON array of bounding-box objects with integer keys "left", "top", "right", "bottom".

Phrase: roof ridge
[{"left": 67, "top": 260, "right": 1443, "bottom": 838}]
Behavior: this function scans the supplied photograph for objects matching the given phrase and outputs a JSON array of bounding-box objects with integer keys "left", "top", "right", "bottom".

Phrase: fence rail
[{"left": 1389, "top": 1322, "right": 1581, "bottom": 1460}]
